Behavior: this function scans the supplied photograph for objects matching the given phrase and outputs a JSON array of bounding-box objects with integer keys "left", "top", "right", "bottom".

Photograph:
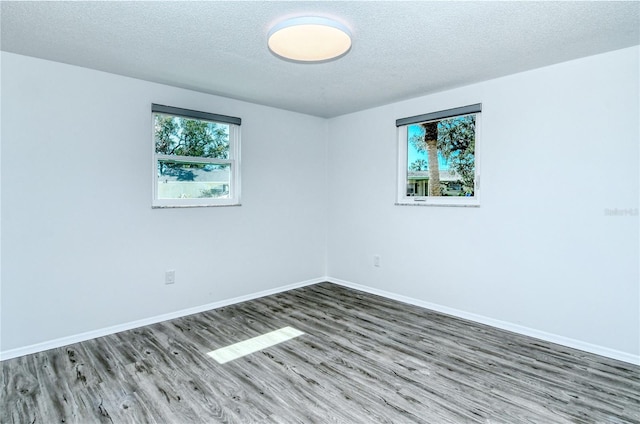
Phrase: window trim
[
  {"left": 396, "top": 104, "right": 481, "bottom": 207},
  {"left": 152, "top": 104, "right": 241, "bottom": 126},
  {"left": 151, "top": 104, "right": 241, "bottom": 208}
]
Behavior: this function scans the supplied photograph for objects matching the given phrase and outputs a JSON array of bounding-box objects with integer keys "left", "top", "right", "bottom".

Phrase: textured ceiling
[{"left": 1, "top": 1, "right": 639, "bottom": 118}]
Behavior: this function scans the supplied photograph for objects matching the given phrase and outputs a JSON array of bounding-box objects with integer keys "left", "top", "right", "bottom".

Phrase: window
[
  {"left": 396, "top": 104, "right": 481, "bottom": 206},
  {"left": 152, "top": 104, "right": 241, "bottom": 207}
]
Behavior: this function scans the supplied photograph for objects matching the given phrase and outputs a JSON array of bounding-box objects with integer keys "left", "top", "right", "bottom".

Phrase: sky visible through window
[{"left": 407, "top": 125, "right": 450, "bottom": 170}]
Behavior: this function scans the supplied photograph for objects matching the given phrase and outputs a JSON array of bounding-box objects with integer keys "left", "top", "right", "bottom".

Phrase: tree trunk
[{"left": 422, "top": 122, "right": 440, "bottom": 196}]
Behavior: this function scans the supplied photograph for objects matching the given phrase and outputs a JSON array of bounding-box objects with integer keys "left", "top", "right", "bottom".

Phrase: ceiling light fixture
[{"left": 268, "top": 17, "right": 352, "bottom": 63}]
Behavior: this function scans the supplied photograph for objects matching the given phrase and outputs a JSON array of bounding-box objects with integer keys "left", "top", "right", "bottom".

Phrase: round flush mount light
[{"left": 268, "top": 17, "right": 352, "bottom": 63}]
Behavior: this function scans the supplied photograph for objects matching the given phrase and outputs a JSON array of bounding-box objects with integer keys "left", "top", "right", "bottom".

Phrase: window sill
[
  {"left": 395, "top": 202, "right": 479, "bottom": 208},
  {"left": 152, "top": 203, "right": 242, "bottom": 209}
]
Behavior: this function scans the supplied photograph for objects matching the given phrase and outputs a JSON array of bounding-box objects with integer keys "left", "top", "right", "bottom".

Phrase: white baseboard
[
  {"left": 0, "top": 277, "right": 323, "bottom": 361},
  {"left": 3, "top": 276, "right": 638, "bottom": 366},
  {"left": 326, "top": 277, "right": 640, "bottom": 366}
]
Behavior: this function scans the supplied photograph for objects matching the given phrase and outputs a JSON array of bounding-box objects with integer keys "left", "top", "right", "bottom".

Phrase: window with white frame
[
  {"left": 152, "top": 104, "right": 241, "bottom": 207},
  {"left": 396, "top": 104, "right": 481, "bottom": 206}
]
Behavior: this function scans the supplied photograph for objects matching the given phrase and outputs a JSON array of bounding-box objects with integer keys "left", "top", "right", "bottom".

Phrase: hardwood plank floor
[{"left": 1, "top": 282, "right": 639, "bottom": 423}]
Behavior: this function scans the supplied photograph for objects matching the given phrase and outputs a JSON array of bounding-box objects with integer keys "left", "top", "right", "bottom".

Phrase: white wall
[
  {"left": 1, "top": 52, "right": 327, "bottom": 352},
  {"left": 2, "top": 47, "right": 638, "bottom": 361},
  {"left": 327, "top": 46, "right": 639, "bottom": 357}
]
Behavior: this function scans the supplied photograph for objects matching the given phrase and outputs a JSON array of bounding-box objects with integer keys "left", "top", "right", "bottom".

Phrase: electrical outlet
[
  {"left": 165, "top": 270, "right": 175, "bottom": 285},
  {"left": 373, "top": 255, "right": 381, "bottom": 267}
]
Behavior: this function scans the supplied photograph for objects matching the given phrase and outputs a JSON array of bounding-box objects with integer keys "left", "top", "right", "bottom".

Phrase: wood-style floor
[{"left": 1, "top": 282, "right": 639, "bottom": 423}]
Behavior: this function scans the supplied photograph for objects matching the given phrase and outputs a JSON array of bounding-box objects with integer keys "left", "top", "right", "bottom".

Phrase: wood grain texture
[{"left": 2, "top": 282, "right": 639, "bottom": 423}]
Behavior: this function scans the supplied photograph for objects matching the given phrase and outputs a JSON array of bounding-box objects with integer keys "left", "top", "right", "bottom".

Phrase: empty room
[{"left": 1, "top": 1, "right": 639, "bottom": 423}]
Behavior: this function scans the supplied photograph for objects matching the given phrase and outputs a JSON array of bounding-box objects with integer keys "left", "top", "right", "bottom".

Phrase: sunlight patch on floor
[{"left": 207, "top": 326, "right": 304, "bottom": 364}]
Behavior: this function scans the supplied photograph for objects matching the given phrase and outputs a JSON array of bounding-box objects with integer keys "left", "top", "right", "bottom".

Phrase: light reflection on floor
[{"left": 207, "top": 326, "right": 304, "bottom": 364}]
